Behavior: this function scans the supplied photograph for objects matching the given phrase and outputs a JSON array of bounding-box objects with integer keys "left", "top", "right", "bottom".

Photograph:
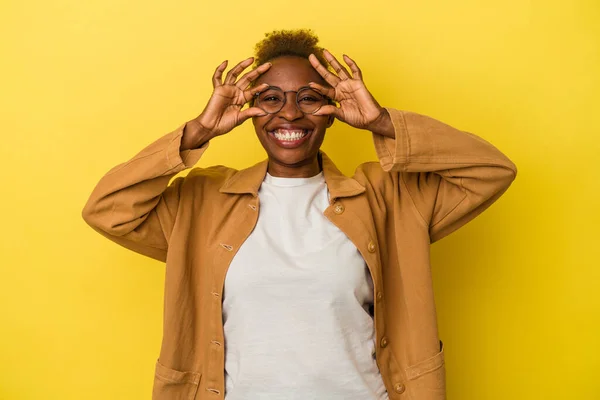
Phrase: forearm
[
  {"left": 374, "top": 108, "right": 517, "bottom": 174},
  {"left": 82, "top": 125, "right": 207, "bottom": 236}
]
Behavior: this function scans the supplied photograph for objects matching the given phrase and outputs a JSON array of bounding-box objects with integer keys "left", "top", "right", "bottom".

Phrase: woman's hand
[
  {"left": 308, "top": 50, "right": 394, "bottom": 138},
  {"left": 182, "top": 58, "right": 271, "bottom": 150}
]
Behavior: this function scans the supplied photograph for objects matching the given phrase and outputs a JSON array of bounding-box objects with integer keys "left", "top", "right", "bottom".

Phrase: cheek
[
  {"left": 311, "top": 116, "right": 331, "bottom": 132},
  {"left": 252, "top": 116, "right": 269, "bottom": 132}
]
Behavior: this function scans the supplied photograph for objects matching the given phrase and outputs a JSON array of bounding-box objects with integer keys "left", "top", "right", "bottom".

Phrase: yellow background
[{"left": 1, "top": 0, "right": 598, "bottom": 399}]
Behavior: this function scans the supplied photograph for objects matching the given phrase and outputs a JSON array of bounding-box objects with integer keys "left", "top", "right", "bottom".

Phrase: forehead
[{"left": 254, "top": 56, "right": 326, "bottom": 90}]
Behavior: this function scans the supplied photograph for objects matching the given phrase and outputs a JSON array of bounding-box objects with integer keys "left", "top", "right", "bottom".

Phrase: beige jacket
[{"left": 82, "top": 108, "right": 517, "bottom": 400}]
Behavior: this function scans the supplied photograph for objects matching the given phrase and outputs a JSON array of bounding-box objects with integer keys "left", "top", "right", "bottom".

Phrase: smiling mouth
[{"left": 268, "top": 128, "right": 312, "bottom": 142}]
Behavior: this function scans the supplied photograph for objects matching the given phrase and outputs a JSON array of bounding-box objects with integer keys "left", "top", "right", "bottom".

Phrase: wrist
[
  {"left": 368, "top": 108, "right": 395, "bottom": 139},
  {"left": 181, "top": 119, "right": 214, "bottom": 151}
]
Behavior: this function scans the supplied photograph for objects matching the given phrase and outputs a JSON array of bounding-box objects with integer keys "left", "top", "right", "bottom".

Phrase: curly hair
[{"left": 254, "top": 29, "right": 328, "bottom": 67}]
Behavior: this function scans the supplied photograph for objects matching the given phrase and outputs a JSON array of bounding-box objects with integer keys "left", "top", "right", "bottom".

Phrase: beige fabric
[{"left": 82, "top": 108, "right": 517, "bottom": 400}]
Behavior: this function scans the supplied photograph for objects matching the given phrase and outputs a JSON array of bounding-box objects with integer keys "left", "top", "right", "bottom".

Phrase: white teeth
[{"left": 272, "top": 129, "right": 309, "bottom": 141}]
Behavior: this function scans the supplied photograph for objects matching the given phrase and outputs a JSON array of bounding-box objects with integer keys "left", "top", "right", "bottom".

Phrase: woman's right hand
[{"left": 181, "top": 57, "right": 271, "bottom": 150}]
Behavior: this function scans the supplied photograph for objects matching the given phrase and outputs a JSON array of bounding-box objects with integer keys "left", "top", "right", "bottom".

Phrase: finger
[
  {"left": 308, "top": 53, "right": 341, "bottom": 87},
  {"left": 323, "top": 49, "right": 351, "bottom": 80},
  {"left": 342, "top": 54, "right": 363, "bottom": 80},
  {"left": 243, "top": 82, "right": 270, "bottom": 103},
  {"left": 308, "top": 82, "right": 336, "bottom": 99},
  {"left": 236, "top": 62, "right": 272, "bottom": 89},
  {"left": 313, "top": 104, "right": 343, "bottom": 120},
  {"left": 224, "top": 57, "right": 254, "bottom": 85},
  {"left": 212, "top": 60, "right": 228, "bottom": 88},
  {"left": 238, "top": 106, "right": 267, "bottom": 123}
]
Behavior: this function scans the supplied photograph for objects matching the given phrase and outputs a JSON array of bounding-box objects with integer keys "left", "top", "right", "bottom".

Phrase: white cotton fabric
[{"left": 222, "top": 171, "right": 389, "bottom": 400}]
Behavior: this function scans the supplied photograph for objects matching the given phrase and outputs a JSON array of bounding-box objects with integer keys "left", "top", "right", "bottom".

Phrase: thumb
[
  {"left": 313, "top": 104, "right": 344, "bottom": 121},
  {"left": 237, "top": 107, "right": 267, "bottom": 125}
]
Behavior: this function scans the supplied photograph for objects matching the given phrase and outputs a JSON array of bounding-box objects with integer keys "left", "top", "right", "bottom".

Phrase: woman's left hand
[{"left": 308, "top": 50, "right": 393, "bottom": 137}]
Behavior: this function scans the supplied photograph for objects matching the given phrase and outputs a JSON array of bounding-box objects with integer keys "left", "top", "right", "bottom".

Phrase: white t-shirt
[{"left": 223, "top": 172, "right": 389, "bottom": 400}]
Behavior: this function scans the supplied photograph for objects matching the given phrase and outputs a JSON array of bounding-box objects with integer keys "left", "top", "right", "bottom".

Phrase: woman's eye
[
  {"left": 300, "top": 96, "right": 319, "bottom": 103},
  {"left": 263, "top": 96, "right": 282, "bottom": 103}
]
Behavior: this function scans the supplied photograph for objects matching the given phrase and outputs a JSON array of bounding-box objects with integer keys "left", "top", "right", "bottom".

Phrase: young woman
[{"left": 83, "top": 29, "right": 517, "bottom": 400}]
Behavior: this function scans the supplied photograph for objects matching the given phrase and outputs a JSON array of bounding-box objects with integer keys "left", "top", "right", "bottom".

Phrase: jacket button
[
  {"left": 394, "top": 383, "right": 406, "bottom": 394},
  {"left": 376, "top": 291, "right": 383, "bottom": 301},
  {"left": 380, "top": 336, "right": 388, "bottom": 348},
  {"left": 334, "top": 204, "right": 345, "bottom": 214},
  {"left": 367, "top": 241, "right": 376, "bottom": 253}
]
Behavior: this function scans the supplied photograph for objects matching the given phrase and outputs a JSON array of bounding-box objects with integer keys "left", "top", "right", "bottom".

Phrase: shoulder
[
  {"left": 181, "top": 165, "right": 239, "bottom": 190},
  {"left": 187, "top": 165, "right": 238, "bottom": 180},
  {"left": 353, "top": 161, "right": 398, "bottom": 190}
]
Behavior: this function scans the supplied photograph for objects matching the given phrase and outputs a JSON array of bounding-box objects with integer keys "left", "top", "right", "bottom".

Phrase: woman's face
[{"left": 252, "top": 56, "right": 333, "bottom": 172}]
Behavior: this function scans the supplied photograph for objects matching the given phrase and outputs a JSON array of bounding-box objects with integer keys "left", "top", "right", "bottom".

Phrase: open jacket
[{"left": 82, "top": 108, "right": 517, "bottom": 400}]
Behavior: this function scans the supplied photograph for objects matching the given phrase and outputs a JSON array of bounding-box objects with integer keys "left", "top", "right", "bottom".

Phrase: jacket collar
[{"left": 219, "top": 151, "right": 366, "bottom": 201}]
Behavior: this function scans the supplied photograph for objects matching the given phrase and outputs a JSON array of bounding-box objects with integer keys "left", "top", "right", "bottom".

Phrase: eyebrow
[{"left": 263, "top": 85, "right": 312, "bottom": 92}]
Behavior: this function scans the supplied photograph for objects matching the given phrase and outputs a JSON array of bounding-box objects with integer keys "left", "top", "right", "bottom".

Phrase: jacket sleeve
[
  {"left": 82, "top": 124, "right": 208, "bottom": 261},
  {"left": 373, "top": 108, "right": 517, "bottom": 243}
]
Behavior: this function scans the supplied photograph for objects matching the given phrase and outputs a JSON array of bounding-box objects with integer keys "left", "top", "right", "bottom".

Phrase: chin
[{"left": 268, "top": 148, "right": 317, "bottom": 167}]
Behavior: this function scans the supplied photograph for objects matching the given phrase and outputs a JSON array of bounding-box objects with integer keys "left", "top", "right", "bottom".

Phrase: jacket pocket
[
  {"left": 404, "top": 341, "right": 446, "bottom": 398},
  {"left": 152, "top": 360, "right": 201, "bottom": 400}
]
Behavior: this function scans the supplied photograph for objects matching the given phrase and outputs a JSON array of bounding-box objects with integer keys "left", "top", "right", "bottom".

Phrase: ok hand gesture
[
  {"left": 308, "top": 50, "right": 393, "bottom": 137},
  {"left": 183, "top": 58, "right": 270, "bottom": 150}
]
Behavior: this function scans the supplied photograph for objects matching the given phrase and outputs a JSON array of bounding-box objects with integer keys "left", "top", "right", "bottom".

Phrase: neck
[{"left": 267, "top": 156, "right": 321, "bottom": 178}]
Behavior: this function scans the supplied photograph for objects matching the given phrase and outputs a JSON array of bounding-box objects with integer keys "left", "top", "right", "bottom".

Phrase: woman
[{"left": 83, "top": 30, "right": 517, "bottom": 400}]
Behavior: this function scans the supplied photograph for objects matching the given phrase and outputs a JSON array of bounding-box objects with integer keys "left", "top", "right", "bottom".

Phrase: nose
[{"left": 277, "top": 92, "right": 303, "bottom": 120}]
